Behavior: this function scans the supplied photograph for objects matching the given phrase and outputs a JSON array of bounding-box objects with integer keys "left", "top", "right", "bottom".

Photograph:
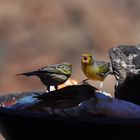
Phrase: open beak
[{"left": 82, "top": 56, "right": 89, "bottom": 63}]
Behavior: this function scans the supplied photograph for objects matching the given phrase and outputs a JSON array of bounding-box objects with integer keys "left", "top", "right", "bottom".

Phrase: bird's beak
[
  {"left": 82, "top": 56, "right": 89, "bottom": 63},
  {"left": 83, "top": 56, "right": 87, "bottom": 61}
]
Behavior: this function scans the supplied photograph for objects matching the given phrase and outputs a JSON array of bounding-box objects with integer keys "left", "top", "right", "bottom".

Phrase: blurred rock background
[{"left": 0, "top": 0, "right": 140, "bottom": 95}]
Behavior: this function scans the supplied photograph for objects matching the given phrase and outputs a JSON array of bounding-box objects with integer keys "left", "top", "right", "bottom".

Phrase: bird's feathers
[
  {"left": 17, "top": 71, "right": 38, "bottom": 76},
  {"left": 81, "top": 53, "right": 112, "bottom": 81},
  {"left": 17, "top": 62, "right": 72, "bottom": 76},
  {"left": 94, "top": 61, "right": 110, "bottom": 76},
  {"left": 17, "top": 62, "right": 72, "bottom": 91},
  {"left": 39, "top": 63, "right": 71, "bottom": 75}
]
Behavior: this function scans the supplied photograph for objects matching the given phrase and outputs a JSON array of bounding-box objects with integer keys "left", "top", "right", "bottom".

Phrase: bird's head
[{"left": 81, "top": 53, "right": 93, "bottom": 65}]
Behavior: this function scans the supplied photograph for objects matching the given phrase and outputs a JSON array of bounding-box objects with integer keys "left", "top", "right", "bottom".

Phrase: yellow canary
[{"left": 81, "top": 53, "right": 112, "bottom": 89}]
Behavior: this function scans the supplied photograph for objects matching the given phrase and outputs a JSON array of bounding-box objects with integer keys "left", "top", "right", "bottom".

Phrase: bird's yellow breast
[{"left": 81, "top": 64, "right": 104, "bottom": 81}]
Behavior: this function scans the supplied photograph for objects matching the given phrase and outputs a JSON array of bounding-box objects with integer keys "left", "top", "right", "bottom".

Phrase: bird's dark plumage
[{"left": 17, "top": 62, "right": 72, "bottom": 91}]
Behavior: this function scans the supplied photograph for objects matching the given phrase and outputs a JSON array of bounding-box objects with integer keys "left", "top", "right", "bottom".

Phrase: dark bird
[
  {"left": 33, "top": 84, "right": 97, "bottom": 109},
  {"left": 17, "top": 62, "right": 72, "bottom": 92}
]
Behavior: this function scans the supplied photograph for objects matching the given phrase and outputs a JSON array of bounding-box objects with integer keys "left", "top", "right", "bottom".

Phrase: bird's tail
[{"left": 16, "top": 71, "right": 39, "bottom": 76}]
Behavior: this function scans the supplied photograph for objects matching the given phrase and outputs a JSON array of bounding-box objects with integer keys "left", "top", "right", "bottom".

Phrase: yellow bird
[{"left": 81, "top": 53, "right": 112, "bottom": 89}]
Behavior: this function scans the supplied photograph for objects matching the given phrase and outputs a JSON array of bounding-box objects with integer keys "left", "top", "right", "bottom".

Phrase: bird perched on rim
[
  {"left": 17, "top": 62, "right": 72, "bottom": 92},
  {"left": 81, "top": 53, "right": 112, "bottom": 89}
]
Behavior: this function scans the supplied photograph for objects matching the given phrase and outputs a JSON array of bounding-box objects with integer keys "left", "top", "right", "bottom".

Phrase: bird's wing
[
  {"left": 39, "top": 64, "right": 71, "bottom": 75},
  {"left": 96, "top": 61, "right": 110, "bottom": 76},
  {"left": 38, "top": 65, "right": 60, "bottom": 73},
  {"left": 55, "top": 64, "right": 71, "bottom": 75}
]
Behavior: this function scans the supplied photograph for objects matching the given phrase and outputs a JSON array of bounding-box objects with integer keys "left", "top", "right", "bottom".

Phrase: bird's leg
[
  {"left": 46, "top": 86, "right": 50, "bottom": 93},
  {"left": 54, "top": 85, "right": 58, "bottom": 90},
  {"left": 99, "top": 81, "right": 104, "bottom": 91},
  {"left": 83, "top": 78, "right": 89, "bottom": 83}
]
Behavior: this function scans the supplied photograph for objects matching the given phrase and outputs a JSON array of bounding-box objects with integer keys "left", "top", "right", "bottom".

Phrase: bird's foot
[
  {"left": 79, "top": 81, "right": 89, "bottom": 85},
  {"left": 82, "top": 79, "right": 89, "bottom": 84},
  {"left": 98, "top": 90, "right": 103, "bottom": 93},
  {"left": 99, "top": 81, "right": 103, "bottom": 89}
]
